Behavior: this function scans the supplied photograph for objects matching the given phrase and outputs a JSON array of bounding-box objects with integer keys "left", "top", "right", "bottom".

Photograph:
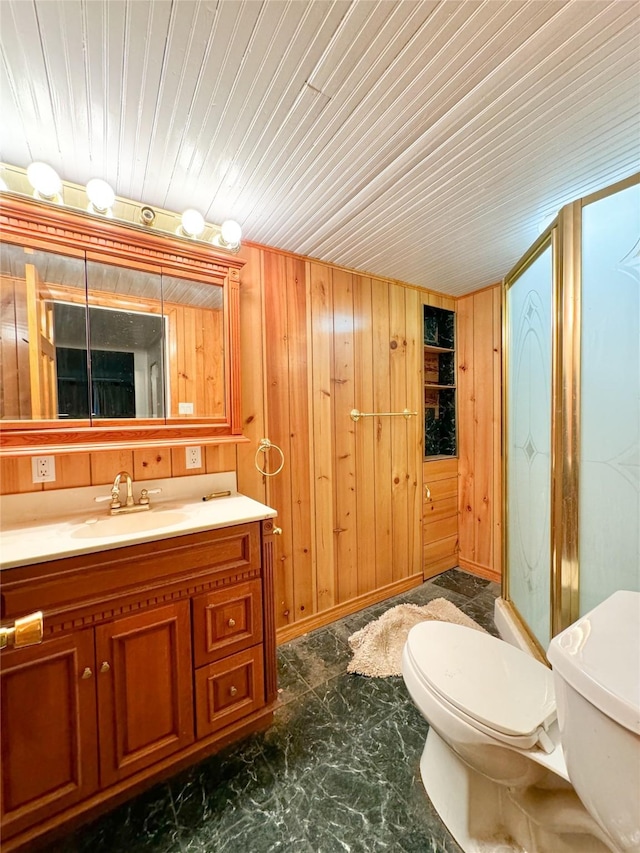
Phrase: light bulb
[
  {"left": 26, "top": 162, "right": 62, "bottom": 200},
  {"left": 86, "top": 178, "right": 115, "bottom": 214},
  {"left": 180, "top": 209, "right": 205, "bottom": 238},
  {"left": 219, "top": 219, "right": 242, "bottom": 248}
]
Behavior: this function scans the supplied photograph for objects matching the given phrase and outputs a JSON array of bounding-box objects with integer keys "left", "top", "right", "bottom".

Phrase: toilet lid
[{"left": 406, "top": 621, "right": 556, "bottom": 737}]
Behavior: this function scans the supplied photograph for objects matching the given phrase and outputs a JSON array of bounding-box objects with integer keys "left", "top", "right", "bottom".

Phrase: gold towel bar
[{"left": 350, "top": 408, "right": 418, "bottom": 422}]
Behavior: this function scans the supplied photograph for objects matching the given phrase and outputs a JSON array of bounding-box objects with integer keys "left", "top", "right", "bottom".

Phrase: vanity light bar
[{"left": 0, "top": 162, "right": 243, "bottom": 252}]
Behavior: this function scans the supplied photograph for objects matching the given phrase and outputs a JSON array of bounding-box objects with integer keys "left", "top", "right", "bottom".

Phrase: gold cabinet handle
[
  {"left": 273, "top": 526, "right": 283, "bottom": 535},
  {"left": 0, "top": 611, "right": 44, "bottom": 650},
  {"left": 424, "top": 485, "right": 432, "bottom": 501},
  {"left": 81, "top": 667, "right": 93, "bottom": 679},
  {"left": 227, "top": 618, "right": 236, "bottom": 628},
  {"left": 100, "top": 661, "right": 111, "bottom": 673},
  {"left": 229, "top": 686, "right": 238, "bottom": 697}
]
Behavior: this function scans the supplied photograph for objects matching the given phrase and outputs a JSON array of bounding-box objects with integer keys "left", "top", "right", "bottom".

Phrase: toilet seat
[{"left": 405, "top": 622, "right": 557, "bottom": 752}]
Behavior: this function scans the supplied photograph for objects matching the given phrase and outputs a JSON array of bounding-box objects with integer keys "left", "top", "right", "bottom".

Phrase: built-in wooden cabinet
[
  {"left": 0, "top": 520, "right": 277, "bottom": 851},
  {"left": 423, "top": 457, "right": 459, "bottom": 578}
]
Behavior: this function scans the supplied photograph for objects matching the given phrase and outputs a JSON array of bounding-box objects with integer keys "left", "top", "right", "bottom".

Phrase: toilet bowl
[{"left": 402, "top": 595, "right": 640, "bottom": 853}]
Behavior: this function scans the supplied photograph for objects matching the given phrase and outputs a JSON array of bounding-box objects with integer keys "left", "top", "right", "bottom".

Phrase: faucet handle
[
  {"left": 94, "top": 495, "right": 113, "bottom": 503},
  {"left": 138, "top": 488, "right": 161, "bottom": 506}
]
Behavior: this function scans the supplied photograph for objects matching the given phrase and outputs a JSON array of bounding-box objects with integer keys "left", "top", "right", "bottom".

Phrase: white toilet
[{"left": 401, "top": 590, "right": 640, "bottom": 853}]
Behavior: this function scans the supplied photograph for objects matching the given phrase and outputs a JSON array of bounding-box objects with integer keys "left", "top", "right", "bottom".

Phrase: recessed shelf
[
  {"left": 424, "top": 344, "right": 454, "bottom": 354},
  {"left": 424, "top": 305, "right": 456, "bottom": 459}
]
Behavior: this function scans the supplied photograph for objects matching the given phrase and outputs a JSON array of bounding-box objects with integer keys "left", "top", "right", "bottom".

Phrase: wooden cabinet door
[
  {"left": 95, "top": 601, "right": 194, "bottom": 787},
  {"left": 0, "top": 630, "right": 98, "bottom": 839}
]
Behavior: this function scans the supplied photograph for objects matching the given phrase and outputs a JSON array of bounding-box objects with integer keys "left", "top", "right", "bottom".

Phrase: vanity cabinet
[{"left": 0, "top": 519, "right": 277, "bottom": 851}]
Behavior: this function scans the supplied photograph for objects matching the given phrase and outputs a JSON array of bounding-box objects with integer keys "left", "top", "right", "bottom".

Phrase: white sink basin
[{"left": 70, "top": 510, "right": 190, "bottom": 539}]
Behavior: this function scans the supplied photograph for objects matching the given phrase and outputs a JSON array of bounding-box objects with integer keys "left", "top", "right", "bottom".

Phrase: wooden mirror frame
[{"left": 0, "top": 193, "right": 245, "bottom": 455}]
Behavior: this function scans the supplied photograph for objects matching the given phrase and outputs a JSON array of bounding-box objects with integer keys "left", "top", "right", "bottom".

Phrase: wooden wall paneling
[
  {"left": 309, "top": 262, "right": 336, "bottom": 612},
  {"left": 492, "top": 285, "right": 503, "bottom": 576},
  {"left": 353, "top": 275, "right": 377, "bottom": 597},
  {"left": 43, "top": 453, "right": 91, "bottom": 490},
  {"left": 90, "top": 449, "right": 135, "bottom": 485},
  {"left": 263, "top": 251, "right": 294, "bottom": 629},
  {"left": 473, "top": 289, "right": 496, "bottom": 568},
  {"left": 456, "top": 293, "right": 475, "bottom": 562},
  {"left": 181, "top": 306, "right": 197, "bottom": 417},
  {"left": 405, "top": 287, "right": 423, "bottom": 576},
  {"left": 285, "top": 256, "right": 315, "bottom": 620},
  {"left": 389, "top": 283, "right": 410, "bottom": 582},
  {"left": 166, "top": 305, "right": 179, "bottom": 417},
  {"left": 1, "top": 277, "right": 21, "bottom": 419},
  {"left": 332, "top": 269, "right": 357, "bottom": 603},
  {"left": 371, "top": 278, "right": 393, "bottom": 588},
  {"left": 133, "top": 447, "right": 172, "bottom": 481},
  {"left": 0, "top": 456, "right": 41, "bottom": 494},
  {"left": 205, "top": 443, "right": 237, "bottom": 474},
  {"left": 236, "top": 246, "right": 266, "bottom": 503}
]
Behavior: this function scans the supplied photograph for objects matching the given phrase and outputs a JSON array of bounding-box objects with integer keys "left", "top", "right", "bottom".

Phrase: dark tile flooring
[{"left": 51, "top": 569, "right": 500, "bottom": 853}]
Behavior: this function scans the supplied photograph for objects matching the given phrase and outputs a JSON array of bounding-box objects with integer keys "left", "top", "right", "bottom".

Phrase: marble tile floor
[{"left": 50, "top": 568, "right": 500, "bottom": 853}]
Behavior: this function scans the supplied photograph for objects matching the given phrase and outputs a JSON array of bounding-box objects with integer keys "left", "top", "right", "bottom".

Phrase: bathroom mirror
[{"left": 0, "top": 193, "right": 243, "bottom": 450}]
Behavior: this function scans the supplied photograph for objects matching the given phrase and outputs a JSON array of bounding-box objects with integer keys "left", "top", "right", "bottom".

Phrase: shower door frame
[{"left": 502, "top": 172, "right": 640, "bottom": 651}]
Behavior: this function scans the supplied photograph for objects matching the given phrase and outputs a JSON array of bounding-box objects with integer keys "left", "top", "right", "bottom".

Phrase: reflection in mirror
[
  {"left": 0, "top": 243, "right": 88, "bottom": 420},
  {"left": 86, "top": 261, "right": 166, "bottom": 419},
  {"left": 162, "top": 274, "right": 225, "bottom": 419},
  {"left": 1, "top": 241, "right": 227, "bottom": 423}
]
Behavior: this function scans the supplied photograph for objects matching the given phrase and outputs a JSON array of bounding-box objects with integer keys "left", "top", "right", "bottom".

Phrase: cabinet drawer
[
  {"left": 424, "top": 514, "right": 457, "bottom": 544},
  {"left": 195, "top": 646, "right": 265, "bottom": 737},
  {"left": 423, "top": 476, "right": 458, "bottom": 503},
  {"left": 192, "top": 580, "right": 263, "bottom": 668}
]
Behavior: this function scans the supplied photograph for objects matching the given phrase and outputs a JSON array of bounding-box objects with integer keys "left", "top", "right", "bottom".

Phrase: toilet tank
[{"left": 548, "top": 590, "right": 640, "bottom": 852}]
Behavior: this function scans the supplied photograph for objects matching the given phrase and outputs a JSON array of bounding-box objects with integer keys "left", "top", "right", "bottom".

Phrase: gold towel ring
[{"left": 255, "top": 438, "right": 285, "bottom": 477}]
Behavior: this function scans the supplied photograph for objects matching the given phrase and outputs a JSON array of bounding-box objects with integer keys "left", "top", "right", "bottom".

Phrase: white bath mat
[{"left": 347, "top": 598, "right": 486, "bottom": 678}]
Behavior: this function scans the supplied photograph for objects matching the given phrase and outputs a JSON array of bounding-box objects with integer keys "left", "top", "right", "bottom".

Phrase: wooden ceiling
[{"left": 1, "top": 0, "right": 638, "bottom": 295}]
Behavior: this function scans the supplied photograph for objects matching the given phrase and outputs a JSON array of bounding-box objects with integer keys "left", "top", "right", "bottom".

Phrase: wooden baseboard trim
[
  {"left": 458, "top": 557, "right": 501, "bottom": 584},
  {"left": 276, "top": 574, "right": 424, "bottom": 644}
]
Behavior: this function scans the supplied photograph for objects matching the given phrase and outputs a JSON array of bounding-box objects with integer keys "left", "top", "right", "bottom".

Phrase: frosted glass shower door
[
  {"left": 579, "top": 183, "right": 640, "bottom": 613},
  {"left": 506, "top": 244, "right": 553, "bottom": 648}
]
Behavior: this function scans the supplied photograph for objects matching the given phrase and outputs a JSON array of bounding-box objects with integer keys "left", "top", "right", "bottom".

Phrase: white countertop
[{"left": 0, "top": 473, "right": 276, "bottom": 570}]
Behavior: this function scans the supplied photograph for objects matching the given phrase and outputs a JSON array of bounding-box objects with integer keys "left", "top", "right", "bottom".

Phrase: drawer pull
[
  {"left": 100, "top": 661, "right": 111, "bottom": 673},
  {"left": 424, "top": 485, "right": 431, "bottom": 501},
  {"left": 81, "top": 667, "right": 93, "bottom": 680},
  {"left": 273, "top": 526, "right": 283, "bottom": 535},
  {"left": 229, "top": 686, "right": 238, "bottom": 697},
  {"left": 227, "top": 618, "right": 236, "bottom": 628}
]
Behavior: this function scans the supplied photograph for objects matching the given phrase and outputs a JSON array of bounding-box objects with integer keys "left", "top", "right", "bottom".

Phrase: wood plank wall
[
  {"left": 235, "top": 249, "right": 425, "bottom": 640},
  {"left": 0, "top": 239, "right": 502, "bottom": 638},
  {"left": 456, "top": 285, "right": 502, "bottom": 581}
]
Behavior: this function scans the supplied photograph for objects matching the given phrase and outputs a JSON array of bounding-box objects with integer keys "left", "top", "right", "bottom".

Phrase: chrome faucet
[{"left": 109, "top": 471, "right": 151, "bottom": 515}]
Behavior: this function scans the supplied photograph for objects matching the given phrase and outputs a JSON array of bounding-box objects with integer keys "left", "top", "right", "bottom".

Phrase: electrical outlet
[
  {"left": 32, "top": 455, "right": 56, "bottom": 483},
  {"left": 185, "top": 446, "right": 202, "bottom": 470}
]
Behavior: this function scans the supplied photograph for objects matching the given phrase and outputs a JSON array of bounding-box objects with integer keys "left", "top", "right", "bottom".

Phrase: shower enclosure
[{"left": 501, "top": 175, "right": 640, "bottom": 653}]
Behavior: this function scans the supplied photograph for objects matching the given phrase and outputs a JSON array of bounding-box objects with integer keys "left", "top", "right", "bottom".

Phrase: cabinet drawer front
[
  {"left": 0, "top": 631, "right": 98, "bottom": 838},
  {"left": 195, "top": 646, "right": 265, "bottom": 738},
  {"left": 192, "top": 580, "right": 263, "bottom": 667},
  {"left": 423, "top": 476, "right": 458, "bottom": 503},
  {"left": 424, "top": 515, "right": 457, "bottom": 544}
]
